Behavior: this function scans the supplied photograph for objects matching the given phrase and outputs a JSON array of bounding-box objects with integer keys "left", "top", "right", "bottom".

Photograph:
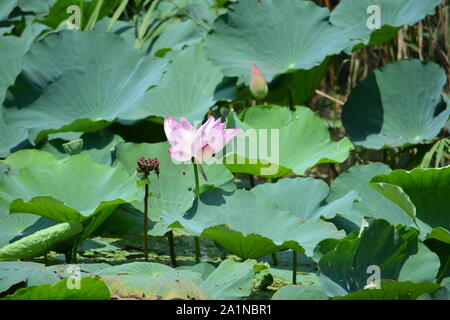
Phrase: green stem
[
  {"left": 436, "top": 256, "right": 450, "bottom": 284},
  {"left": 167, "top": 230, "right": 177, "bottom": 267},
  {"left": 292, "top": 250, "right": 297, "bottom": 284},
  {"left": 144, "top": 183, "right": 149, "bottom": 262},
  {"left": 192, "top": 158, "right": 201, "bottom": 263},
  {"left": 194, "top": 237, "right": 201, "bottom": 264},
  {"left": 71, "top": 240, "right": 78, "bottom": 264},
  {"left": 271, "top": 253, "right": 279, "bottom": 266}
]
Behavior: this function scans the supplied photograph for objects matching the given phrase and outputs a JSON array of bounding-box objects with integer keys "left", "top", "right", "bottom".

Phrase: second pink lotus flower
[{"left": 164, "top": 116, "right": 239, "bottom": 163}]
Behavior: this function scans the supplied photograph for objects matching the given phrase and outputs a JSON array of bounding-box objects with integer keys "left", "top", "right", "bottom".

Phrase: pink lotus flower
[
  {"left": 250, "top": 64, "right": 268, "bottom": 99},
  {"left": 164, "top": 116, "right": 239, "bottom": 163}
]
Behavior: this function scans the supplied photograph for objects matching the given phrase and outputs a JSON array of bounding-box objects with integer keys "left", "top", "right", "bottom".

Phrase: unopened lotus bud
[{"left": 249, "top": 64, "right": 268, "bottom": 100}]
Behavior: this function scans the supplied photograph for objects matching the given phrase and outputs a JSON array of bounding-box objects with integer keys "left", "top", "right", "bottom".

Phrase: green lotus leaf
[
  {"left": 204, "top": 0, "right": 351, "bottom": 83},
  {"left": 0, "top": 214, "right": 55, "bottom": 247},
  {"left": 251, "top": 177, "right": 359, "bottom": 220},
  {"left": 0, "top": 261, "right": 60, "bottom": 293},
  {"left": 0, "top": 221, "right": 82, "bottom": 260},
  {"left": 0, "top": 261, "right": 110, "bottom": 294},
  {"left": 0, "top": 113, "right": 27, "bottom": 158},
  {"left": 420, "top": 281, "right": 450, "bottom": 300},
  {"left": 398, "top": 242, "right": 440, "bottom": 283},
  {"left": 3, "top": 30, "right": 168, "bottom": 142},
  {"left": 0, "top": 36, "right": 26, "bottom": 104},
  {"left": 318, "top": 219, "right": 421, "bottom": 297},
  {"left": 150, "top": 19, "right": 208, "bottom": 56},
  {"left": 2, "top": 149, "right": 59, "bottom": 170},
  {"left": 42, "top": 130, "right": 124, "bottom": 165},
  {"left": 127, "top": 45, "right": 223, "bottom": 122},
  {"left": 225, "top": 105, "right": 353, "bottom": 178},
  {"left": 114, "top": 142, "right": 235, "bottom": 236},
  {"left": 200, "top": 259, "right": 255, "bottom": 300},
  {"left": 426, "top": 227, "right": 450, "bottom": 245},
  {"left": 271, "top": 284, "right": 328, "bottom": 300},
  {"left": 96, "top": 262, "right": 209, "bottom": 300},
  {"left": 371, "top": 166, "right": 450, "bottom": 234},
  {"left": 165, "top": 186, "right": 346, "bottom": 259},
  {"left": 342, "top": 60, "right": 449, "bottom": 149},
  {"left": 333, "top": 280, "right": 440, "bottom": 300},
  {"left": 330, "top": 0, "right": 442, "bottom": 47},
  {"left": 0, "top": 153, "right": 141, "bottom": 222},
  {"left": 2, "top": 277, "right": 110, "bottom": 300},
  {"left": 328, "top": 163, "right": 416, "bottom": 229}
]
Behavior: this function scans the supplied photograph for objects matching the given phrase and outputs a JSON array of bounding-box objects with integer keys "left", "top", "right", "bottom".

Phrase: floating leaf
[{"left": 2, "top": 277, "right": 110, "bottom": 300}]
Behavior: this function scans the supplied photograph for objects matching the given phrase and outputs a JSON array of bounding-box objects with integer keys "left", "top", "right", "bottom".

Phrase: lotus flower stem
[
  {"left": 143, "top": 183, "right": 149, "bottom": 262},
  {"left": 292, "top": 250, "right": 297, "bottom": 284},
  {"left": 192, "top": 158, "right": 201, "bottom": 264},
  {"left": 167, "top": 230, "right": 178, "bottom": 267},
  {"left": 271, "top": 253, "right": 279, "bottom": 266}
]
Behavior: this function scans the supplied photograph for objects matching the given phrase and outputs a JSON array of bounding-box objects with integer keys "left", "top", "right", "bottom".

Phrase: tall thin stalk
[
  {"left": 143, "top": 183, "right": 149, "bottom": 262},
  {"left": 192, "top": 158, "right": 201, "bottom": 264},
  {"left": 167, "top": 230, "right": 177, "bottom": 267},
  {"left": 292, "top": 250, "right": 297, "bottom": 284}
]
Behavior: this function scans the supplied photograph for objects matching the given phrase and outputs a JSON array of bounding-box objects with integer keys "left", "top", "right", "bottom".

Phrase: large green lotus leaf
[
  {"left": 328, "top": 163, "right": 416, "bottom": 229},
  {"left": 0, "top": 261, "right": 109, "bottom": 293},
  {"left": 225, "top": 106, "right": 353, "bottom": 178},
  {"left": 165, "top": 188, "right": 345, "bottom": 259},
  {"left": 398, "top": 242, "right": 440, "bottom": 283},
  {"left": 204, "top": 0, "right": 351, "bottom": 83},
  {"left": 0, "top": 153, "right": 140, "bottom": 222},
  {"left": 252, "top": 177, "right": 359, "bottom": 221},
  {"left": 342, "top": 60, "right": 449, "bottom": 149},
  {"left": 0, "top": 36, "right": 26, "bottom": 104},
  {"left": 2, "top": 149, "right": 59, "bottom": 170},
  {"left": 2, "top": 277, "right": 110, "bottom": 300},
  {"left": 0, "top": 220, "right": 81, "bottom": 260},
  {"left": 333, "top": 280, "right": 440, "bottom": 300},
  {"left": 0, "top": 0, "right": 16, "bottom": 21},
  {"left": 330, "top": 0, "right": 442, "bottom": 47},
  {"left": 318, "top": 219, "right": 419, "bottom": 297},
  {"left": 271, "top": 284, "right": 328, "bottom": 300},
  {"left": 41, "top": 130, "right": 124, "bottom": 165},
  {"left": 114, "top": 142, "right": 235, "bottom": 236},
  {"left": 96, "top": 262, "right": 209, "bottom": 300},
  {"left": 3, "top": 30, "right": 168, "bottom": 142},
  {"left": 0, "top": 261, "right": 60, "bottom": 293},
  {"left": 127, "top": 45, "right": 223, "bottom": 123},
  {"left": 0, "top": 113, "right": 27, "bottom": 158},
  {"left": 200, "top": 259, "right": 255, "bottom": 300},
  {"left": 0, "top": 214, "right": 55, "bottom": 247},
  {"left": 371, "top": 167, "right": 450, "bottom": 234},
  {"left": 150, "top": 19, "right": 208, "bottom": 56}
]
